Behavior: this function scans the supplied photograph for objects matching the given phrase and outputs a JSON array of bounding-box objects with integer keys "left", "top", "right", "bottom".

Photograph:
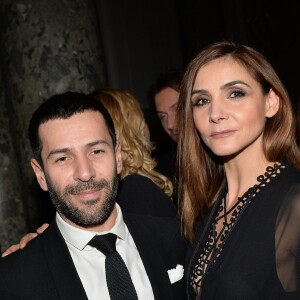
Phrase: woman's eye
[
  {"left": 229, "top": 90, "right": 245, "bottom": 98},
  {"left": 193, "top": 98, "right": 210, "bottom": 107}
]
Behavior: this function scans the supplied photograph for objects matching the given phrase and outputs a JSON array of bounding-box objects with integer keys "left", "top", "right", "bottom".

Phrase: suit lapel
[
  {"left": 124, "top": 213, "right": 174, "bottom": 299},
  {"left": 41, "top": 221, "right": 89, "bottom": 300}
]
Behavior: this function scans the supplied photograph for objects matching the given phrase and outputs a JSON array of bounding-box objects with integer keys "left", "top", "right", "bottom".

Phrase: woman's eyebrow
[{"left": 221, "top": 80, "right": 250, "bottom": 89}]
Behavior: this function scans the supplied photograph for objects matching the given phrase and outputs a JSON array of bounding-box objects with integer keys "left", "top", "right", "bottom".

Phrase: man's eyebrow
[
  {"left": 170, "top": 102, "right": 178, "bottom": 109},
  {"left": 47, "top": 148, "right": 71, "bottom": 160},
  {"left": 47, "top": 140, "right": 111, "bottom": 160},
  {"left": 156, "top": 102, "right": 178, "bottom": 113},
  {"left": 156, "top": 111, "right": 167, "bottom": 114},
  {"left": 86, "top": 140, "right": 111, "bottom": 148},
  {"left": 191, "top": 80, "right": 250, "bottom": 95}
]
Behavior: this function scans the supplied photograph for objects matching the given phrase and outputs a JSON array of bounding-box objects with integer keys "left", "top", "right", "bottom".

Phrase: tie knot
[{"left": 88, "top": 233, "right": 117, "bottom": 256}]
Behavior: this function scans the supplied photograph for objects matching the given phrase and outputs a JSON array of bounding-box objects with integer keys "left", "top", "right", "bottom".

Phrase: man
[
  {"left": 0, "top": 92, "right": 186, "bottom": 299},
  {"left": 149, "top": 70, "right": 183, "bottom": 192}
]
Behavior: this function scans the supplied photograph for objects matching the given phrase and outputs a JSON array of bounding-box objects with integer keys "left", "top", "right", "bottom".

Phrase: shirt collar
[{"left": 56, "top": 203, "right": 126, "bottom": 251}]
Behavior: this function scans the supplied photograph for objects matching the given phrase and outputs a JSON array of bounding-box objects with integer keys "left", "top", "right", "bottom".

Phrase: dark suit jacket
[
  {"left": 0, "top": 212, "right": 186, "bottom": 299},
  {"left": 117, "top": 174, "right": 177, "bottom": 217}
]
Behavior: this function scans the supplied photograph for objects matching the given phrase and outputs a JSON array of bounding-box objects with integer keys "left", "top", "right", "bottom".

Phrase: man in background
[
  {"left": 149, "top": 70, "right": 183, "bottom": 197},
  {"left": 151, "top": 69, "right": 183, "bottom": 143}
]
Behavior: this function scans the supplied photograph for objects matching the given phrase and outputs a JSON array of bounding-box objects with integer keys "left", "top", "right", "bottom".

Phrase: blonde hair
[
  {"left": 90, "top": 88, "right": 173, "bottom": 197},
  {"left": 177, "top": 41, "right": 300, "bottom": 242}
]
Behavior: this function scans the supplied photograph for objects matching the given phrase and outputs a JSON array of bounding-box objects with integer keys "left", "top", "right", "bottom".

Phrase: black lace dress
[{"left": 186, "top": 162, "right": 300, "bottom": 299}]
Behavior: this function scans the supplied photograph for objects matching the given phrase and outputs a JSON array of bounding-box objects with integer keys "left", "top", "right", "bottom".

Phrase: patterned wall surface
[{"left": 0, "top": 0, "right": 107, "bottom": 249}]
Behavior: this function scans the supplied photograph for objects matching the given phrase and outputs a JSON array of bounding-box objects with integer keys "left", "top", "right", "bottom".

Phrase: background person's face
[
  {"left": 155, "top": 87, "right": 179, "bottom": 142},
  {"left": 31, "top": 110, "right": 122, "bottom": 229}
]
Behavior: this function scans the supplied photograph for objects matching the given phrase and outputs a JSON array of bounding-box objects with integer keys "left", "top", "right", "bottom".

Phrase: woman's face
[{"left": 191, "top": 57, "right": 278, "bottom": 158}]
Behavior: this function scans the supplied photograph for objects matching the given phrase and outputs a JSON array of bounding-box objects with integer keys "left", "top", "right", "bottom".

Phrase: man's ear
[
  {"left": 265, "top": 89, "right": 280, "bottom": 118},
  {"left": 31, "top": 159, "right": 48, "bottom": 191},
  {"left": 115, "top": 141, "right": 123, "bottom": 175}
]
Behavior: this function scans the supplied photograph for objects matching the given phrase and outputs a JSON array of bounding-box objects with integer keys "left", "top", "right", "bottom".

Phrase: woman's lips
[{"left": 211, "top": 130, "right": 236, "bottom": 138}]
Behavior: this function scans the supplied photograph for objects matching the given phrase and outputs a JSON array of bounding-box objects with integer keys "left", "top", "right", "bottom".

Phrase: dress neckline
[{"left": 190, "top": 161, "right": 288, "bottom": 298}]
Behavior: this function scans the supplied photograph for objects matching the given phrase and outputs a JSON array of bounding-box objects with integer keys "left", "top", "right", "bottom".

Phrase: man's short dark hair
[
  {"left": 150, "top": 69, "right": 183, "bottom": 96},
  {"left": 28, "top": 92, "right": 116, "bottom": 165},
  {"left": 148, "top": 69, "right": 184, "bottom": 110}
]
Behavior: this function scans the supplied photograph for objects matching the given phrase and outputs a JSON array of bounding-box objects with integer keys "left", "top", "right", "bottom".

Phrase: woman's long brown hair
[{"left": 177, "top": 41, "right": 300, "bottom": 242}]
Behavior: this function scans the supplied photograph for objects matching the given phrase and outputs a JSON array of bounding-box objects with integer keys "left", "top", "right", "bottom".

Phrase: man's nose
[
  {"left": 73, "top": 156, "right": 96, "bottom": 182},
  {"left": 167, "top": 112, "right": 177, "bottom": 131}
]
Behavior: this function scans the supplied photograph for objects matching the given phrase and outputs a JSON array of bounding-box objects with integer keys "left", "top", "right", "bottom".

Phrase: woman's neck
[{"left": 223, "top": 148, "right": 273, "bottom": 209}]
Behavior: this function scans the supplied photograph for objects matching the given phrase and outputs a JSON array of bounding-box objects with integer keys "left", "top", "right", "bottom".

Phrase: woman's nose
[{"left": 209, "top": 101, "right": 229, "bottom": 123}]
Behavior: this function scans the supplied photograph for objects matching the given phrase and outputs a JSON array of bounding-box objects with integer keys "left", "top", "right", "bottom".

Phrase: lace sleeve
[{"left": 275, "top": 183, "right": 300, "bottom": 294}]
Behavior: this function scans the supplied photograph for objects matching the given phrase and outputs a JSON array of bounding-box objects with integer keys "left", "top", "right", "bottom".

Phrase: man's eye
[
  {"left": 93, "top": 149, "right": 104, "bottom": 155},
  {"left": 56, "top": 157, "right": 68, "bottom": 163}
]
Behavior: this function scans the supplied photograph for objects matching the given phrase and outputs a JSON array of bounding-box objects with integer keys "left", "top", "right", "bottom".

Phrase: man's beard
[{"left": 46, "top": 171, "right": 119, "bottom": 227}]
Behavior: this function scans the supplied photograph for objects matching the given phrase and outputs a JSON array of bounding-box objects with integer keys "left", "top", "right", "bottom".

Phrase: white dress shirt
[{"left": 56, "top": 204, "right": 154, "bottom": 300}]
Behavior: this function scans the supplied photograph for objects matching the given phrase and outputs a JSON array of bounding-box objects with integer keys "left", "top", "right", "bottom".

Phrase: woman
[{"left": 177, "top": 41, "right": 300, "bottom": 299}]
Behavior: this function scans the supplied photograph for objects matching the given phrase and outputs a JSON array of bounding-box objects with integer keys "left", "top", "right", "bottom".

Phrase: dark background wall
[
  {"left": 96, "top": 0, "right": 300, "bottom": 154},
  {"left": 176, "top": 0, "right": 300, "bottom": 105},
  {"left": 96, "top": 0, "right": 300, "bottom": 108}
]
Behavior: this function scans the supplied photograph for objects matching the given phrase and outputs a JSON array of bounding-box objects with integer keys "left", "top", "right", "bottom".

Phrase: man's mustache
[{"left": 64, "top": 179, "right": 110, "bottom": 195}]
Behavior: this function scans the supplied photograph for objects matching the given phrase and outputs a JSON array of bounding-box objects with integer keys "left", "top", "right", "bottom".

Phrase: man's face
[
  {"left": 154, "top": 87, "right": 179, "bottom": 142},
  {"left": 31, "top": 111, "right": 122, "bottom": 230}
]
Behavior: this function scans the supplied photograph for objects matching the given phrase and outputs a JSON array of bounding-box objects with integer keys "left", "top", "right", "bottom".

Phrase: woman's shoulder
[
  {"left": 275, "top": 163, "right": 300, "bottom": 193},
  {"left": 261, "top": 162, "right": 300, "bottom": 191},
  {"left": 283, "top": 163, "right": 300, "bottom": 179}
]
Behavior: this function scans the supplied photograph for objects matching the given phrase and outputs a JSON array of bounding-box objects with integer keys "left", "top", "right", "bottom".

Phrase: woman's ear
[
  {"left": 31, "top": 159, "right": 48, "bottom": 191},
  {"left": 265, "top": 89, "right": 280, "bottom": 118}
]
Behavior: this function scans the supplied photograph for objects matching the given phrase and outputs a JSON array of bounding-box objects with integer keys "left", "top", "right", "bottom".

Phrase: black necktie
[{"left": 88, "top": 233, "right": 138, "bottom": 300}]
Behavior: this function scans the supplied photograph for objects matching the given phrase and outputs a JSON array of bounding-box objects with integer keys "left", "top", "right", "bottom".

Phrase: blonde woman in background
[
  {"left": 90, "top": 88, "right": 176, "bottom": 216},
  {"left": 91, "top": 89, "right": 172, "bottom": 194}
]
